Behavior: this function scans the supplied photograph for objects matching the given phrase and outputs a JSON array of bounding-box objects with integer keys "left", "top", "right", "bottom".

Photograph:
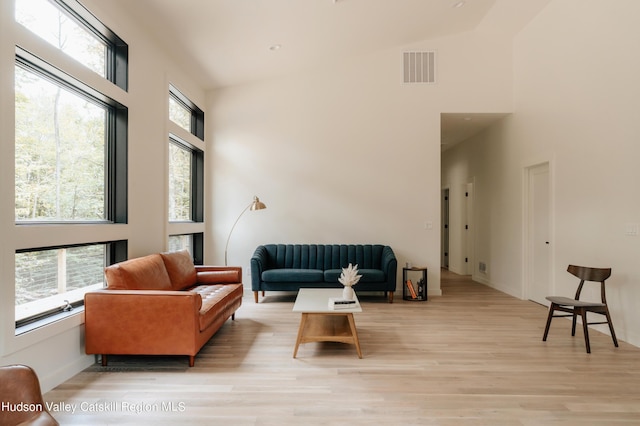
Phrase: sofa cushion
[
  {"left": 262, "top": 269, "right": 324, "bottom": 283},
  {"left": 324, "top": 268, "right": 386, "bottom": 283},
  {"left": 191, "top": 284, "right": 244, "bottom": 331},
  {"left": 105, "top": 254, "right": 172, "bottom": 290},
  {"left": 160, "top": 250, "right": 197, "bottom": 291}
]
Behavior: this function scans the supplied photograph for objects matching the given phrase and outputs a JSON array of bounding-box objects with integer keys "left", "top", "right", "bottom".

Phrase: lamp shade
[{"left": 250, "top": 196, "right": 267, "bottom": 211}]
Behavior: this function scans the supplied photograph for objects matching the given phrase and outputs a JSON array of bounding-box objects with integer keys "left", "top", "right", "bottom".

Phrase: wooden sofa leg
[
  {"left": 101, "top": 355, "right": 108, "bottom": 366},
  {"left": 189, "top": 356, "right": 195, "bottom": 367},
  {"left": 389, "top": 292, "right": 394, "bottom": 303},
  {"left": 254, "top": 291, "right": 259, "bottom": 303}
]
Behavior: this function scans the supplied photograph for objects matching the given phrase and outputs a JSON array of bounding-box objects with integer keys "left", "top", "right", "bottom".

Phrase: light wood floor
[{"left": 45, "top": 270, "right": 640, "bottom": 425}]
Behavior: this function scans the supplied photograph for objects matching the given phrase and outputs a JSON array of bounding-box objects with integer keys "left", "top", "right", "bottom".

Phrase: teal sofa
[{"left": 250, "top": 244, "right": 397, "bottom": 303}]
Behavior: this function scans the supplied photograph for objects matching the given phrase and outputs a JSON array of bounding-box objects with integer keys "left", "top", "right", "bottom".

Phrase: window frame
[
  {"left": 14, "top": 240, "right": 127, "bottom": 333},
  {"left": 169, "top": 135, "right": 204, "bottom": 223},
  {"left": 19, "top": 0, "right": 130, "bottom": 90},
  {"left": 169, "top": 84, "right": 204, "bottom": 140},
  {"left": 11, "top": 0, "right": 129, "bottom": 333},
  {"left": 15, "top": 47, "right": 128, "bottom": 225}
]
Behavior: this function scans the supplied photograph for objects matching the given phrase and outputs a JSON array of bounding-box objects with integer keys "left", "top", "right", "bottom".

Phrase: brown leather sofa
[
  {"left": 0, "top": 364, "right": 59, "bottom": 426},
  {"left": 84, "top": 250, "right": 243, "bottom": 367}
]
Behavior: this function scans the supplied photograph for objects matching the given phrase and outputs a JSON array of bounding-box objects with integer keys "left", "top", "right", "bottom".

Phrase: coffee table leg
[
  {"left": 293, "top": 313, "right": 308, "bottom": 358},
  {"left": 346, "top": 313, "right": 362, "bottom": 359}
]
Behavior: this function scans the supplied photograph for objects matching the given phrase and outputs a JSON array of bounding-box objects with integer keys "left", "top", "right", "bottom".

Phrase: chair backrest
[
  {"left": 0, "top": 364, "right": 58, "bottom": 425},
  {"left": 567, "top": 265, "right": 612, "bottom": 303}
]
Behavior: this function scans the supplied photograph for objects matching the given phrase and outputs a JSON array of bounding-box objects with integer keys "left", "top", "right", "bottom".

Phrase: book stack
[
  {"left": 406, "top": 278, "right": 425, "bottom": 299},
  {"left": 328, "top": 298, "right": 357, "bottom": 310},
  {"left": 405, "top": 279, "right": 418, "bottom": 299}
]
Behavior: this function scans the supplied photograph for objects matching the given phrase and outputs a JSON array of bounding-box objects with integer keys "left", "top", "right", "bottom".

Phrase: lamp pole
[{"left": 224, "top": 196, "right": 266, "bottom": 266}]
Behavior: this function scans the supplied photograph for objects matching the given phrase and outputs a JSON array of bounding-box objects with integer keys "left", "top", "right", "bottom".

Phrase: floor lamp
[{"left": 224, "top": 196, "right": 267, "bottom": 266}]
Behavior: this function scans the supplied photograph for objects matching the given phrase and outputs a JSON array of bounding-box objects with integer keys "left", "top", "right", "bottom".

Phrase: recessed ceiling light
[
  {"left": 269, "top": 44, "right": 281, "bottom": 51},
  {"left": 453, "top": 1, "right": 466, "bottom": 8}
]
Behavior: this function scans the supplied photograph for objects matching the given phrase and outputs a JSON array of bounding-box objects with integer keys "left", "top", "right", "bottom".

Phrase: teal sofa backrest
[{"left": 262, "top": 244, "right": 388, "bottom": 270}]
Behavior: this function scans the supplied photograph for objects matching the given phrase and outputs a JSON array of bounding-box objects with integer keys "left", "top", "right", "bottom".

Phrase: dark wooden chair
[
  {"left": 0, "top": 364, "right": 59, "bottom": 426},
  {"left": 542, "top": 265, "right": 618, "bottom": 353}
]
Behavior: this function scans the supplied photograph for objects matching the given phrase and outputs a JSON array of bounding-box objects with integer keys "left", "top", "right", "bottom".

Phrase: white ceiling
[
  {"left": 441, "top": 113, "right": 510, "bottom": 151},
  {"left": 114, "top": 0, "right": 550, "bottom": 147},
  {"left": 117, "top": 0, "right": 504, "bottom": 90}
]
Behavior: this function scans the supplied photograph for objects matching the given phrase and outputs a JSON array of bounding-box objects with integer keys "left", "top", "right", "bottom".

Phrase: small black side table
[{"left": 402, "top": 267, "right": 428, "bottom": 301}]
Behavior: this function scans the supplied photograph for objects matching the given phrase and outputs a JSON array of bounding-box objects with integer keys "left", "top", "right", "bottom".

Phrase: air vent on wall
[{"left": 403, "top": 51, "right": 436, "bottom": 84}]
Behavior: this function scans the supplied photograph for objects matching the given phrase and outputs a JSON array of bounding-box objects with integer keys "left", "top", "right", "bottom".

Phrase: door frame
[
  {"left": 464, "top": 181, "right": 475, "bottom": 276},
  {"left": 441, "top": 188, "right": 450, "bottom": 269},
  {"left": 523, "top": 160, "right": 555, "bottom": 303}
]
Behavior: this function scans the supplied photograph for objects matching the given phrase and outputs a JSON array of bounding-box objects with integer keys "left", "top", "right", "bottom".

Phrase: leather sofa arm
[
  {"left": 84, "top": 290, "right": 203, "bottom": 355},
  {"left": 195, "top": 266, "right": 242, "bottom": 284}
]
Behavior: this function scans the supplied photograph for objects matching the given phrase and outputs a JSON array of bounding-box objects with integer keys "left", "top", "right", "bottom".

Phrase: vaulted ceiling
[
  {"left": 116, "top": 0, "right": 554, "bottom": 89},
  {"left": 116, "top": 0, "right": 550, "bottom": 146}
]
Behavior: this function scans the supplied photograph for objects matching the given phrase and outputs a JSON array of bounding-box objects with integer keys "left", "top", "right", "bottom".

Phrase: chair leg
[
  {"left": 571, "top": 312, "right": 578, "bottom": 336},
  {"left": 605, "top": 309, "right": 619, "bottom": 347},
  {"left": 254, "top": 291, "right": 259, "bottom": 303},
  {"left": 542, "top": 304, "right": 555, "bottom": 341},
  {"left": 580, "top": 309, "right": 591, "bottom": 353}
]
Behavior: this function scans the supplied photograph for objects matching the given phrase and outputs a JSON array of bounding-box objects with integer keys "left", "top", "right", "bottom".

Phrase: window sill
[{"left": 15, "top": 306, "right": 85, "bottom": 336}]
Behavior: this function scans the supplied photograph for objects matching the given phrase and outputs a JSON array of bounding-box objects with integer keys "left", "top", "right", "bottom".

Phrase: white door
[{"left": 527, "top": 163, "right": 551, "bottom": 305}]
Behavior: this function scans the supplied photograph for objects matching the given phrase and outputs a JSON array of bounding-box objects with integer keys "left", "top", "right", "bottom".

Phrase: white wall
[
  {"left": 0, "top": 0, "right": 207, "bottom": 391},
  {"left": 208, "top": 29, "right": 515, "bottom": 298},
  {"left": 442, "top": 0, "right": 640, "bottom": 346}
]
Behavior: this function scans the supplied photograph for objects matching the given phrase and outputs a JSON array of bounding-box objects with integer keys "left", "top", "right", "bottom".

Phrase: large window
[
  {"left": 15, "top": 51, "right": 127, "bottom": 223},
  {"left": 15, "top": 241, "right": 127, "bottom": 332},
  {"left": 168, "top": 85, "right": 204, "bottom": 223},
  {"left": 15, "top": 0, "right": 128, "bottom": 90},
  {"left": 13, "top": 0, "right": 128, "bottom": 329},
  {"left": 15, "top": 61, "right": 106, "bottom": 221},
  {"left": 169, "top": 84, "right": 204, "bottom": 140},
  {"left": 168, "top": 136, "right": 203, "bottom": 222},
  {"left": 167, "top": 85, "right": 204, "bottom": 262}
]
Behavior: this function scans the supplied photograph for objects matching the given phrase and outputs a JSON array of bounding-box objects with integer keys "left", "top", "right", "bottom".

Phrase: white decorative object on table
[{"left": 338, "top": 263, "right": 362, "bottom": 300}]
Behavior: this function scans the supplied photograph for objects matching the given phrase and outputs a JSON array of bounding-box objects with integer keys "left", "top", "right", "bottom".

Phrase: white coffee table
[{"left": 292, "top": 288, "right": 363, "bottom": 358}]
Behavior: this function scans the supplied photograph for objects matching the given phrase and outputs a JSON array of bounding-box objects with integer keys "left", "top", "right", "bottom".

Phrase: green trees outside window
[{"left": 15, "top": 64, "right": 106, "bottom": 221}]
